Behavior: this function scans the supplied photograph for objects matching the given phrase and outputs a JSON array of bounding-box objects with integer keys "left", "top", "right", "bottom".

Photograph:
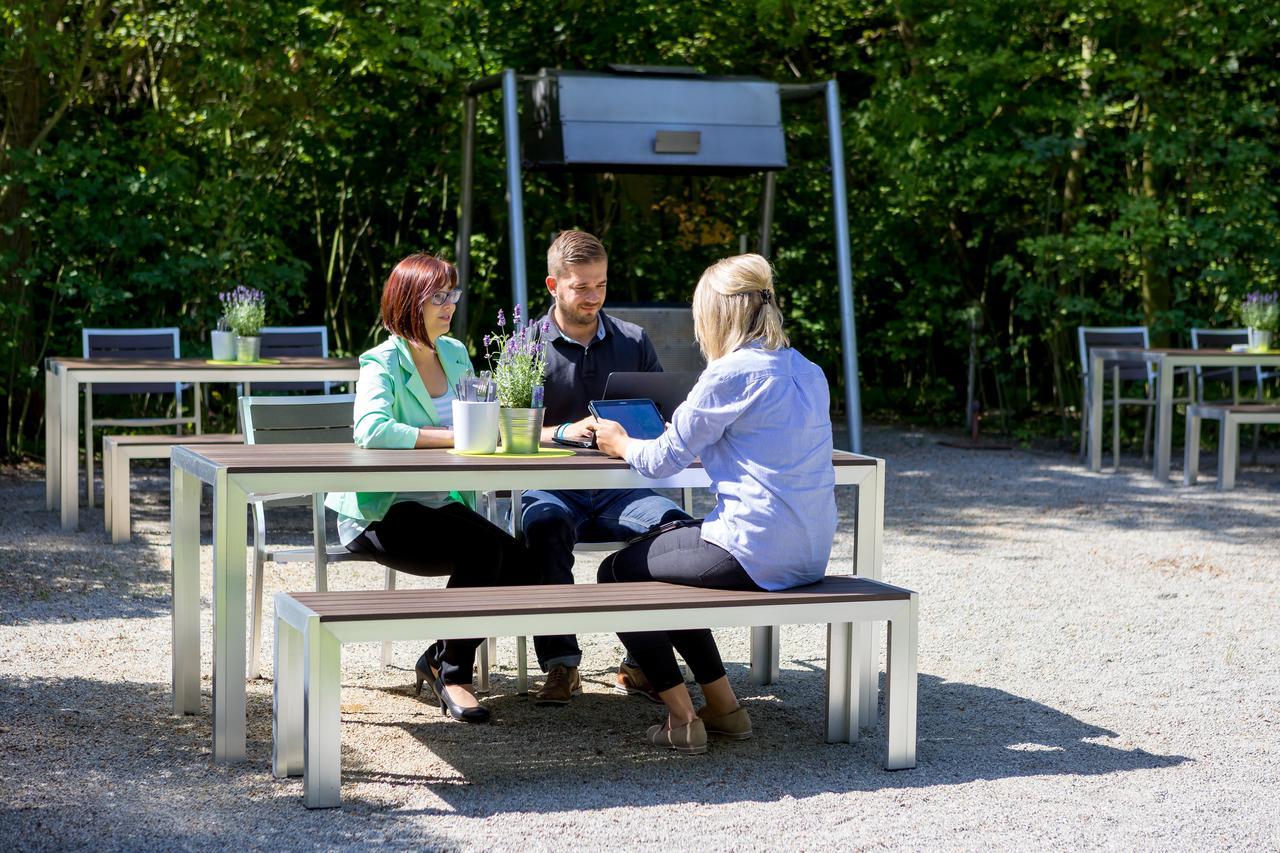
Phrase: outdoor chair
[
  {"left": 241, "top": 325, "right": 333, "bottom": 395},
  {"left": 1190, "top": 327, "right": 1267, "bottom": 463},
  {"left": 240, "top": 393, "right": 496, "bottom": 683},
  {"left": 606, "top": 306, "right": 706, "bottom": 373},
  {"left": 82, "top": 327, "right": 201, "bottom": 507},
  {"left": 1077, "top": 326, "right": 1194, "bottom": 468}
]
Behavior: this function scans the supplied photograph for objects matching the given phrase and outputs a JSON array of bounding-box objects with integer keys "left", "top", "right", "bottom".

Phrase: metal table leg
[
  {"left": 1154, "top": 360, "right": 1175, "bottom": 481},
  {"left": 1088, "top": 353, "right": 1105, "bottom": 471},
  {"left": 171, "top": 463, "right": 202, "bottom": 715},
  {"left": 212, "top": 474, "right": 249, "bottom": 763},
  {"left": 59, "top": 372, "right": 80, "bottom": 529}
]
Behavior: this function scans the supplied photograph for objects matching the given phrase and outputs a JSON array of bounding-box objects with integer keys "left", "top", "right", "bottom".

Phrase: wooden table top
[
  {"left": 49, "top": 356, "right": 357, "bottom": 371},
  {"left": 1092, "top": 347, "right": 1280, "bottom": 357},
  {"left": 287, "top": 576, "right": 911, "bottom": 622},
  {"left": 171, "top": 443, "right": 877, "bottom": 474}
]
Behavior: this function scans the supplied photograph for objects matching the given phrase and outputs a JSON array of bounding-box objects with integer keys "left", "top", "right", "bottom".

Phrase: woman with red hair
[{"left": 327, "top": 253, "right": 532, "bottom": 723}]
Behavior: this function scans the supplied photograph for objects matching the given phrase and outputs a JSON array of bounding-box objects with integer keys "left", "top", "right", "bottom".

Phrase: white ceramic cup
[{"left": 452, "top": 400, "right": 500, "bottom": 454}]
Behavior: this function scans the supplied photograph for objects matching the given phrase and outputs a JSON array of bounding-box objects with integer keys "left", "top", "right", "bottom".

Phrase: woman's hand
[{"left": 587, "top": 418, "right": 631, "bottom": 459}]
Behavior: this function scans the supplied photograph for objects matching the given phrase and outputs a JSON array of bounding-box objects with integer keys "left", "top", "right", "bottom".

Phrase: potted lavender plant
[
  {"left": 222, "top": 286, "right": 267, "bottom": 362},
  {"left": 483, "top": 305, "right": 550, "bottom": 453},
  {"left": 1239, "top": 291, "right": 1279, "bottom": 351}
]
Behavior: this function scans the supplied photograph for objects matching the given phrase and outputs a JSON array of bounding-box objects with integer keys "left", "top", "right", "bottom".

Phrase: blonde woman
[{"left": 588, "top": 253, "right": 837, "bottom": 754}]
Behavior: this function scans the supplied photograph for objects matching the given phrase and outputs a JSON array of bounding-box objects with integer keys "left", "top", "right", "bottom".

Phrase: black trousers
[
  {"left": 596, "top": 522, "right": 761, "bottom": 693},
  {"left": 345, "top": 501, "right": 533, "bottom": 685}
]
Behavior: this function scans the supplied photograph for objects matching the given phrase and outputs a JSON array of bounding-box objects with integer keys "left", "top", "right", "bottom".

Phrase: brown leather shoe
[
  {"left": 534, "top": 665, "right": 581, "bottom": 705},
  {"left": 646, "top": 718, "right": 708, "bottom": 754},
  {"left": 614, "top": 660, "right": 663, "bottom": 704},
  {"left": 697, "top": 704, "right": 753, "bottom": 740}
]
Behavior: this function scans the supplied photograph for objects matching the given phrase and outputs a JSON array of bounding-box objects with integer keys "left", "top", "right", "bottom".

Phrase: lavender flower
[
  {"left": 484, "top": 305, "right": 549, "bottom": 408},
  {"left": 1240, "top": 290, "right": 1280, "bottom": 333}
]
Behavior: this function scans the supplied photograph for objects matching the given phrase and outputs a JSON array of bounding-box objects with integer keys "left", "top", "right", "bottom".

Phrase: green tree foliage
[{"left": 2, "top": 0, "right": 1278, "bottom": 455}]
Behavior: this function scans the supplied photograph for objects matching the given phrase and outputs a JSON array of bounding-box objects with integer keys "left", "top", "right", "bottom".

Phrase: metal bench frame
[
  {"left": 102, "top": 433, "right": 241, "bottom": 543},
  {"left": 272, "top": 578, "right": 919, "bottom": 808},
  {"left": 1184, "top": 404, "right": 1280, "bottom": 490}
]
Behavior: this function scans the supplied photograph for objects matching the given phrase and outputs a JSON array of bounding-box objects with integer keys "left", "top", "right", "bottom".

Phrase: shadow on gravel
[
  {"left": 873, "top": 442, "right": 1280, "bottom": 553},
  {"left": 0, "top": 539, "right": 172, "bottom": 626},
  {"left": 353, "top": 669, "right": 1188, "bottom": 816},
  {"left": 0, "top": 666, "right": 1189, "bottom": 830}
]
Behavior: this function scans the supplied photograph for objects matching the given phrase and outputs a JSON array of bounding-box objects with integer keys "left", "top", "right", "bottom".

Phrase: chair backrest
[
  {"left": 239, "top": 393, "right": 355, "bottom": 445},
  {"left": 1191, "top": 327, "right": 1256, "bottom": 382},
  {"left": 1077, "top": 326, "right": 1152, "bottom": 383},
  {"left": 1190, "top": 327, "right": 1248, "bottom": 350},
  {"left": 606, "top": 307, "right": 706, "bottom": 373},
  {"left": 252, "top": 325, "right": 331, "bottom": 393},
  {"left": 82, "top": 327, "right": 182, "bottom": 396}
]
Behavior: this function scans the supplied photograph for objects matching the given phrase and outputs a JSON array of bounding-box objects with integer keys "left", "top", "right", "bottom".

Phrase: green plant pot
[
  {"left": 498, "top": 406, "right": 545, "bottom": 454},
  {"left": 236, "top": 335, "right": 261, "bottom": 362}
]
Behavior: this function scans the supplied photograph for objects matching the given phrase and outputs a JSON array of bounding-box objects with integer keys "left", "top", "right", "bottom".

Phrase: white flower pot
[
  {"left": 211, "top": 330, "right": 237, "bottom": 361},
  {"left": 1248, "top": 328, "right": 1273, "bottom": 351},
  {"left": 452, "top": 400, "right": 499, "bottom": 454}
]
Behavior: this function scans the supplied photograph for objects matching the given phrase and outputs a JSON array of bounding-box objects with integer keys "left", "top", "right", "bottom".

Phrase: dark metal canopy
[{"left": 456, "top": 66, "right": 863, "bottom": 452}]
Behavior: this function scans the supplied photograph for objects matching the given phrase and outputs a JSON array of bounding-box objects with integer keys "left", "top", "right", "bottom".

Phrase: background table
[
  {"left": 1088, "top": 348, "right": 1280, "bottom": 482},
  {"left": 168, "top": 443, "right": 886, "bottom": 763},
  {"left": 44, "top": 356, "right": 359, "bottom": 529}
]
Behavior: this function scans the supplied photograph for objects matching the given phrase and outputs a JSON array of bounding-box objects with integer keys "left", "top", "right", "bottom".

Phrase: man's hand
[
  {"left": 587, "top": 418, "right": 630, "bottom": 459},
  {"left": 559, "top": 415, "right": 596, "bottom": 443}
]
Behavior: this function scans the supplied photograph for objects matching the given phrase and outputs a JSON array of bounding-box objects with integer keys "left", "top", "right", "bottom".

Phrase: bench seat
[
  {"left": 103, "top": 433, "right": 242, "bottom": 542},
  {"left": 1184, "top": 404, "right": 1280, "bottom": 490},
  {"left": 273, "top": 576, "right": 919, "bottom": 808}
]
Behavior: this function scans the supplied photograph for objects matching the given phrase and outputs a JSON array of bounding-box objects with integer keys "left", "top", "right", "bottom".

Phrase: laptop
[{"left": 602, "top": 371, "right": 701, "bottom": 421}]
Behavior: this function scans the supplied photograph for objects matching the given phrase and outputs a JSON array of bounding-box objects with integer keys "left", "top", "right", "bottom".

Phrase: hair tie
[{"left": 759, "top": 290, "right": 773, "bottom": 304}]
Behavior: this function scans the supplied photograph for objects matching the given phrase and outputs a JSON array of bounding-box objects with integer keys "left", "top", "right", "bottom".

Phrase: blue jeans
[{"left": 521, "top": 488, "right": 690, "bottom": 670}]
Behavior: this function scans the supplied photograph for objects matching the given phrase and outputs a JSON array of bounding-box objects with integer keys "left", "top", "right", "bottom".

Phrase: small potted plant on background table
[
  {"left": 222, "top": 286, "right": 267, "bottom": 362},
  {"left": 1239, "top": 290, "right": 1279, "bottom": 352},
  {"left": 484, "top": 306, "right": 550, "bottom": 453}
]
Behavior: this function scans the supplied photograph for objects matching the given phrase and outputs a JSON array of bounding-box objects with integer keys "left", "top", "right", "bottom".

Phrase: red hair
[{"left": 380, "top": 254, "right": 457, "bottom": 345}]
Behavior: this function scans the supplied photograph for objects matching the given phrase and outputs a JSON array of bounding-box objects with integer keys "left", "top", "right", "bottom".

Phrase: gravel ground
[{"left": 1, "top": 426, "right": 1278, "bottom": 850}]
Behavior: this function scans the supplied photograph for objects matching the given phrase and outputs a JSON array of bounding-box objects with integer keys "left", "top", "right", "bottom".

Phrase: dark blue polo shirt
[{"left": 540, "top": 306, "right": 661, "bottom": 426}]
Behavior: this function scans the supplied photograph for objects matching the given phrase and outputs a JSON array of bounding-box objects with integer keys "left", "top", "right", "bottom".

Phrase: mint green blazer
[{"left": 325, "top": 334, "right": 476, "bottom": 523}]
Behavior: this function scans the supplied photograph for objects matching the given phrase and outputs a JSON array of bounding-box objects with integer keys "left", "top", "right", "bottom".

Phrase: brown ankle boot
[
  {"left": 646, "top": 718, "right": 708, "bottom": 754},
  {"left": 697, "top": 705, "right": 753, "bottom": 740}
]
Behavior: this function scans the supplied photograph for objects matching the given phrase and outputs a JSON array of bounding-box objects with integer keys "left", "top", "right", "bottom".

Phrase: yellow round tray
[{"left": 447, "top": 448, "right": 575, "bottom": 459}]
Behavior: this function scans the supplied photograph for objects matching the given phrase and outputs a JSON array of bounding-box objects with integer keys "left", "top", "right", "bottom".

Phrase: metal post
[
  {"left": 758, "top": 171, "right": 777, "bottom": 258},
  {"left": 825, "top": 80, "right": 863, "bottom": 453},
  {"left": 501, "top": 69, "right": 529, "bottom": 316},
  {"left": 456, "top": 95, "right": 477, "bottom": 342}
]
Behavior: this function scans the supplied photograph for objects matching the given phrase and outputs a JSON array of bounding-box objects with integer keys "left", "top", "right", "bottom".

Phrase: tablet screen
[{"left": 588, "top": 398, "right": 667, "bottom": 440}]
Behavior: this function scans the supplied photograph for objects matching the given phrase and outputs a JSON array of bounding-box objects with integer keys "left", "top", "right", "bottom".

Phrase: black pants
[
  {"left": 596, "top": 522, "right": 761, "bottom": 693},
  {"left": 345, "top": 501, "right": 533, "bottom": 685}
]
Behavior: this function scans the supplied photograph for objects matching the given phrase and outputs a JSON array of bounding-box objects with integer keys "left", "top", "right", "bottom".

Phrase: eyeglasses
[{"left": 430, "top": 289, "right": 463, "bottom": 306}]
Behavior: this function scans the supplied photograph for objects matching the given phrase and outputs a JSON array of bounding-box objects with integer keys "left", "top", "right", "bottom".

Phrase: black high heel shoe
[
  {"left": 413, "top": 643, "right": 442, "bottom": 697},
  {"left": 415, "top": 643, "right": 490, "bottom": 723},
  {"left": 433, "top": 671, "right": 491, "bottom": 724}
]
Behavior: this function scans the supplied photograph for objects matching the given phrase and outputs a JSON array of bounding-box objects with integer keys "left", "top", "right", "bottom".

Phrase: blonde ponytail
[{"left": 692, "top": 253, "right": 789, "bottom": 362}]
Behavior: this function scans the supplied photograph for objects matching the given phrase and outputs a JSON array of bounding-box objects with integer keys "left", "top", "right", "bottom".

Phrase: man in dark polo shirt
[{"left": 523, "top": 230, "right": 691, "bottom": 705}]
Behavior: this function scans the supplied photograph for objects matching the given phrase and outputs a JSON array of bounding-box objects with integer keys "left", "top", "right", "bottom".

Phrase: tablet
[{"left": 587, "top": 398, "right": 667, "bottom": 440}]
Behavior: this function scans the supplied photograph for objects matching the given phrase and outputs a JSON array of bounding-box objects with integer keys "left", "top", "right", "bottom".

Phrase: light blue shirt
[{"left": 623, "top": 342, "right": 837, "bottom": 591}]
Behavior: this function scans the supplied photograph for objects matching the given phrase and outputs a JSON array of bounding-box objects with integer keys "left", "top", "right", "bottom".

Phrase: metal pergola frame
[{"left": 456, "top": 68, "right": 863, "bottom": 453}]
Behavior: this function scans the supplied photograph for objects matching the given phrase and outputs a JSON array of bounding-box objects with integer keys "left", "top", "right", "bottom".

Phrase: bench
[
  {"left": 103, "top": 433, "right": 242, "bottom": 542},
  {"left": 1184, "top": 404, "right": 1280, "bottom": 490},
  {"left": 272, "top": 576, "right": 919, "bottom": 808}
]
